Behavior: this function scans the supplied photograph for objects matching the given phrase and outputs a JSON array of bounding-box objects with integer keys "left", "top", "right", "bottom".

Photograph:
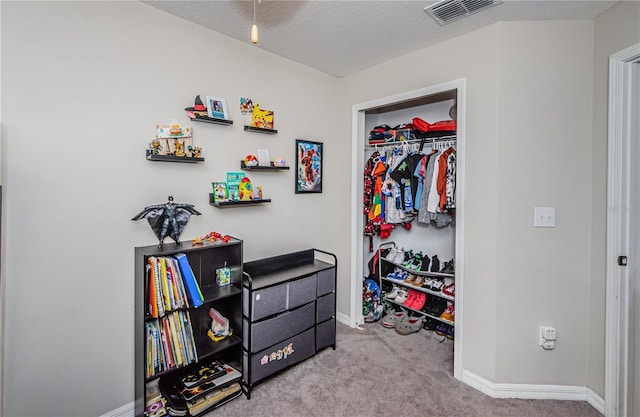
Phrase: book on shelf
[
  {"left": 186, "top": 382, "right": 241, "bottom": 417},
  {"left": 174, "top": 253, "right": 204, "bottom": 308}
]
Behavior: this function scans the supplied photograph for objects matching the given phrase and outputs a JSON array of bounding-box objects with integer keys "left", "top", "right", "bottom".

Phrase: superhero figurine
[{"left": 132, "top": 195, "right": 201, "bottom": 248}]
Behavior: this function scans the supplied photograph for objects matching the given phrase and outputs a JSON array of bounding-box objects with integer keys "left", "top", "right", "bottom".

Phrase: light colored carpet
[{"left": 206, "top": 322, "right": 603, "bottom": 417}]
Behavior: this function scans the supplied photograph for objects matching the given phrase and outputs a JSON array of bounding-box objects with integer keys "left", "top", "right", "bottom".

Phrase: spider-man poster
[{"left": 295, "top": 139, "right": 323, "bottom": 193}]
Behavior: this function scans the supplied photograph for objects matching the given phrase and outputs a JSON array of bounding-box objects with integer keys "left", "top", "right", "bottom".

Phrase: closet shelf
[
  {"left": 367, "top": 134, "right": 456, "bottom": 149},
  {"left": 384, "top": 297, "right": 455, "bottom": 327}
]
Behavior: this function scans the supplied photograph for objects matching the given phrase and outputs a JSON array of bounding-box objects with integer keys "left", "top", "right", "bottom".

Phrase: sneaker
[
  {"left": 442, "top": 282, "right": 455, "bottom": 297},
  {"left": 411, "top": 292, "right": 427, "bottom": 310},
  {"left": 403, "top": 290, "right": 419, "bottom": 307},
  {"left": 440, "top": 259, "right": 455, "bottom": 274},
  {"left": 395, "top": 290, "right": 408, "bottom": 304},
  {"left": 382, "top": 310, "right": 406, "bottom": 328},
  {"left": 423, "top": 317, "right": 437, "bottom": 331},
  {"left": 431, "top": 278, "right": 444, "bottom": 292},
  {"left": 386, "top": 286, "right": 400, "bottom": 299},
  {"left": 402, "top": 250, "right": 414, "bottom": 267},
  {"left": 404, "top": 274, "right": 418, "bottom": 285},
  {"left": 435, "top": 323, "right": 454, "bottom": 340},
  {"left": 412, "top": 275, "right": 425, "bottom": 286},
  {"left": 395, "top": 316, "right": 424, "bottom": 335},
  {"left": 392, "top": 247, "right": 405, "bottom": 264},
  {"left": 430, "top": 255, "right": 440, "bottom": 273},
  {"left": 409, "top": 252, "right": 423, "bottom": 270},
  {"left": 385, "top": 247, "right": 399, "bottom": 262},
  {"left": 440, "top": 303, "right": 455, "bottom": 322},
  {"left": 419, "top": 254, "right": 431, "bottom": 272},
  {"left": 422, "top": 277, "right": 433, "bottom": 289}
]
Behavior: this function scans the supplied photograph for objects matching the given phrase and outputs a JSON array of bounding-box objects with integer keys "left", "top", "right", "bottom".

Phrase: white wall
[
  {"left": 493, "top": 20, "right": 594, "bottom": 384},
  {"left": 590, "top": 1, "right": 640, "bottom": 397},
  {"left": 0, "top": 2, "right": 341, "bottom": 416}
]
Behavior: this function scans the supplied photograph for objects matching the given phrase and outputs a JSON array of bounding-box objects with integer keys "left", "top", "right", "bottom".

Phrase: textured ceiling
[{"left": 143, "top": 0, "right": 620, "bottom": 77}]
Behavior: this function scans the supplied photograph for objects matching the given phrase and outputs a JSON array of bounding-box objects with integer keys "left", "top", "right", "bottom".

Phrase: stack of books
[
  {"left": 158, "top": 359, "right": 242, "bottom": 417},
  {"left": 146, "top": 254, "right": 204, "bottom": 319},
  {"left": 146, "top": 310, "right": 198, "bottom": 378}
]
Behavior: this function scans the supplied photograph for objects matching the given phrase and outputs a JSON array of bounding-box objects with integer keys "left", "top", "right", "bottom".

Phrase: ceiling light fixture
[{"left": 251, "top": 0, "right": 260, "bottom": 44}]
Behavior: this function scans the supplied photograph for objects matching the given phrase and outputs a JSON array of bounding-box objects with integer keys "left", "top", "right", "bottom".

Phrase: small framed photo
[
  {"left": 295, "top": 139, "right": 323, "bottom": 194},
  {"left": 206, "top": 96, "right": 228, "bottom": 119}
]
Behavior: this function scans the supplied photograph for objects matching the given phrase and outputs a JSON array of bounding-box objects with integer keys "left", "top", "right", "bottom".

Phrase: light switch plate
[{"left": 534, "top": 207, "right": 556, "bottom": 228}]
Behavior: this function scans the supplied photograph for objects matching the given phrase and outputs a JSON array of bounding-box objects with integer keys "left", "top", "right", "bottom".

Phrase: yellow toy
[
  {"left": 251, "top": 104, "right": 274, "bottom": 129},
  {"left": 239, "top": 177, "right": 253, "bottom": 201}
]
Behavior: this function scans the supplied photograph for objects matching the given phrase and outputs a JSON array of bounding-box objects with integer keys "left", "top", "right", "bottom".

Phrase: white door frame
[
  {"left": 605, "top": 42, "right": 640, "bottom": 417},
  {"left": 350, "top": 79, "right": 466, "bottom": 380}
]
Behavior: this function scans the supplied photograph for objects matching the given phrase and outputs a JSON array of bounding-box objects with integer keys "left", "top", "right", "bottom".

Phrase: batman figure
[{"left": 132, "top": 195, "right": 201, "bottom": 248}]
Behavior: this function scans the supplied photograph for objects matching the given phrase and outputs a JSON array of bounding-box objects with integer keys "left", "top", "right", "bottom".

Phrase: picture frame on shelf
[
  {"left": 206, "top": 96, "right": 228, "bottom": 119},
  {"left": 295, "top": 139, "right": 323, "bottom": 194}
]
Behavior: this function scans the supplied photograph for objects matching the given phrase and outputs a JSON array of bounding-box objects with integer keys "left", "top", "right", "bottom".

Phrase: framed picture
[
  {"left": 206, "top": 96, "right": 228, "bottom": 119},
  {"left": 295, "top": 139, "right": 323, "bottom": 194}
]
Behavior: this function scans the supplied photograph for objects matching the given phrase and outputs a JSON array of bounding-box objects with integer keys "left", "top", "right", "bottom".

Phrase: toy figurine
[
  {"left": 131, "top": 195, "right": 201, "bottom": 248},
  {"left": 239, "top": 177, "right": 253, "bottom": 201},
  {"left": 149, "top": 139, "right": 162, "bottom": 155},
  {"left": 187, "top": 145, "right": 202, "bottom": 158},
  {"left": 174, "top": 140, "right": 186, "bottom": 157}
]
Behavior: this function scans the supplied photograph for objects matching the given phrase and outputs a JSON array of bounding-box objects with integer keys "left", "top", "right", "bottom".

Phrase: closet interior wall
[{"left": 363, "top": 99, "right": 457, "bottom": 276}]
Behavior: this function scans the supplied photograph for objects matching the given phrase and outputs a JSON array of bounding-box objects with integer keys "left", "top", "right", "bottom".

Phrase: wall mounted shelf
[
  {"left": 190, "top": 116, "right": 234, "bottom": 126},
  {"left": 146, "top": 151, "right": 204, "bottom": 163},
  {"left": 243, "top": 126, "right": 277, "bottom": 134},
  {"left": 240, "top": 161, "right": 290, "bottom": 171},
  {"left": 209, "top": 193, "right": 271, "bottom": 208}
]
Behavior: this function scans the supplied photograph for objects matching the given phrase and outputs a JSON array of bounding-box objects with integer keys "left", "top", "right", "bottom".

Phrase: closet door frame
[{"left": 350, "top": 79, "right": 466, "bottom": 380}]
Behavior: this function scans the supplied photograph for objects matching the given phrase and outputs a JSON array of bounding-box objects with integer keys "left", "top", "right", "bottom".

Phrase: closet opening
[{"left": 350, "top": 79, "right": 466, "bottom": 380}]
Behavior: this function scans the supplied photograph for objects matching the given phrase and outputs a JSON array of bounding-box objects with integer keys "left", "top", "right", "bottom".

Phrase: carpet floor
[{"left": 205, "top": 321, "right": 603, "bottom": 417}]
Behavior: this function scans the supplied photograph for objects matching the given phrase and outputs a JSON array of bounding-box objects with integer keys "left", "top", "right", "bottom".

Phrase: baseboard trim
[
  {"left": 336, "top": 311, "right": 351, "bottom": 327},
  {"left": 100, "top": 401, "right": 134, "bottom": 417},
  {"left": 462, "top": 370, "right": 604, "bottom": 415}
]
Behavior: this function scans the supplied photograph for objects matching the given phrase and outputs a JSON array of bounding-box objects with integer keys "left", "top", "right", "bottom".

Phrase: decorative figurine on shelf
[
  {"left": 185, "top": 95, "right": 208, "bottom": 119},
  {"left": 187, "top": 145, "right": 202, "bottom": 158},
  {"left": 244, "top": 154, "right": 258, "bottom": 167},
  {"left": 251, "top": 104, "right": 274, "bottom": 129},
  {"left": 174, "top": 140, "right": 186, "bottom": 157},
  {"left": 274, "top": 156, "right": 286, "bottom": 167},
  {"left": 169, "top": 120, "right": 182, "bottom": 136},
  {"left": 131, "top": 195, "right": 202, "bottom": 248},
  {"left": 239, "top": 177, "right": 253, "bottom": 201},
  {"left": 149, "top": 139, "right": 162, "bottom": 155}
]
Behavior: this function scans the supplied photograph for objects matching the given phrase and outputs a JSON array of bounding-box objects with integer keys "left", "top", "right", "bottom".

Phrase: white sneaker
[
  {"left": 395, "top": 290, "right": 408, "bottom": 303},
  {"left": 386, "top": 286, "right": 400, "bottom": 299},
  {"left": 385, "top": 247, "right": 399, "bottom": 262},
  {"left": 392, "top": 247, "right": 405, "bottom": 264}
]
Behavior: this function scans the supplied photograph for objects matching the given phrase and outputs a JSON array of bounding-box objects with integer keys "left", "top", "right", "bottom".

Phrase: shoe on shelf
[
  {"left": 412, "top": 275, "right": 425, "bottom": 286},
  {"left": 381, "top": 310, "right": 406, "bottom": 328},
  {"left": 442, "top": 282, "right": 455, "bottom": 297},
  {"left": 402, "top": 250, "right": 414, "bottom": 267},
  {"left": 385, "top": 286, "right": 400, "bottom": 299},
  {"left": 427, "top": 298, "right": 448, "bottom": 317},
  {"left": 403, "top": 274, "right": 418, "bottom": 285},
  {"left": 422, "top": 277, "right": 434, "bottom": 290},
  {"left": 431, "top": 278, "right": 444, "bottom": 292},
  {"left": 423, "top": 317, "right": 437, "bottom": 331},
  {"left": 395, "top": 290, "right": 408, "bottom": 304},
  {"left": 435, "top": 323, "right": 454, "bottom": 340},
  {"left": 419, "top": 254, "right": 431, "bottom": 272},
  {"left": 430, "top": 255, "right": 440, "bottom": 273},
  {"left": 392, "top": 247, "right": 405, "bottom": 264},
  {"left": 385, "top": 247, "right": 399, "bottom": 262},
  {"left": 395, "top": 315, "right": 424, "bottom": 335},
  {"left": 411, "top": 292, "right": 427, "bottom": 310},
  {"left": 440, "top": 259, "right": 455, "bottom": 274},
  {"left": 403, "top": 290, "right": 419, "bottom": 307},
  {"left": 440, "top": 303, "right": 455, "bottom": 322},
  {"left": 409, "top": 252, "right": 423, "bottom": 270}
]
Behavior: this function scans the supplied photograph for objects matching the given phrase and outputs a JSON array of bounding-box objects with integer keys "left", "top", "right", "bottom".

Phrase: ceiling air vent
[{"left": 424, "top": 0, "right": 503, "bottom": 26}]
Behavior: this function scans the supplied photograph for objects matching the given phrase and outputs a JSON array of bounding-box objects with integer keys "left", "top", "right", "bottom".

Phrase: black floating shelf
[
  {"left": 243, "top": 125, "right": 278, "bottom": 134},
  {"left": 190, "top": 116, "right": 233, "bottom": 126},
  {"left": 240, "top": 161, "right": 290, "bottom": 170},
  {"left": 209, "top": 193, "right": 271, "bottom": 207},
  {"left": 146, "top": 151, "right": 204, "bottom": 163}
]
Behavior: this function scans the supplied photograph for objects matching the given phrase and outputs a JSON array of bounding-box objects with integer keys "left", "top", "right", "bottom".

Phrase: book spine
[
  {"left": 159, "top": 257, "right": 172, "bottom": 311},
  {"left": 175, "top": 254, "right": 204, "bottom": 308}
]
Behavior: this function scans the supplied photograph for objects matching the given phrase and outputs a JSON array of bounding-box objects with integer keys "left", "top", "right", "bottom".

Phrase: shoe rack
[{"left": 378, "top": 241, "right": 455, "bottom": 339}]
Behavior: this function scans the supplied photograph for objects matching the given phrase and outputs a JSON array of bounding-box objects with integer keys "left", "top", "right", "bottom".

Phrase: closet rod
[{"left": 366, "top": 134, "right": 456, "bottom": 150}]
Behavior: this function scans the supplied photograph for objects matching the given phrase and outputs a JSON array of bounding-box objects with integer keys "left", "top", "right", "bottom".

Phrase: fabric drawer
[
  {"left": 243, "top": 301, "right": 315, "bottom": 353},
  {"left": 316, "top": 318, "right": 336, "bottom": 351},
  {"left": 243, "top": 327, "right": 316, "bottom": 385},
  {"left": 316, "top": 293, "right": 335, "bottom": 323},
  {"left": 287, "top": 274, "right": 317, "bottom": 310},
  {"left": 243, "top": 283, "right": 287, "bottom": 321},
  {"left": 316, "top": 268, "right": 335, "bottom": 296}
]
